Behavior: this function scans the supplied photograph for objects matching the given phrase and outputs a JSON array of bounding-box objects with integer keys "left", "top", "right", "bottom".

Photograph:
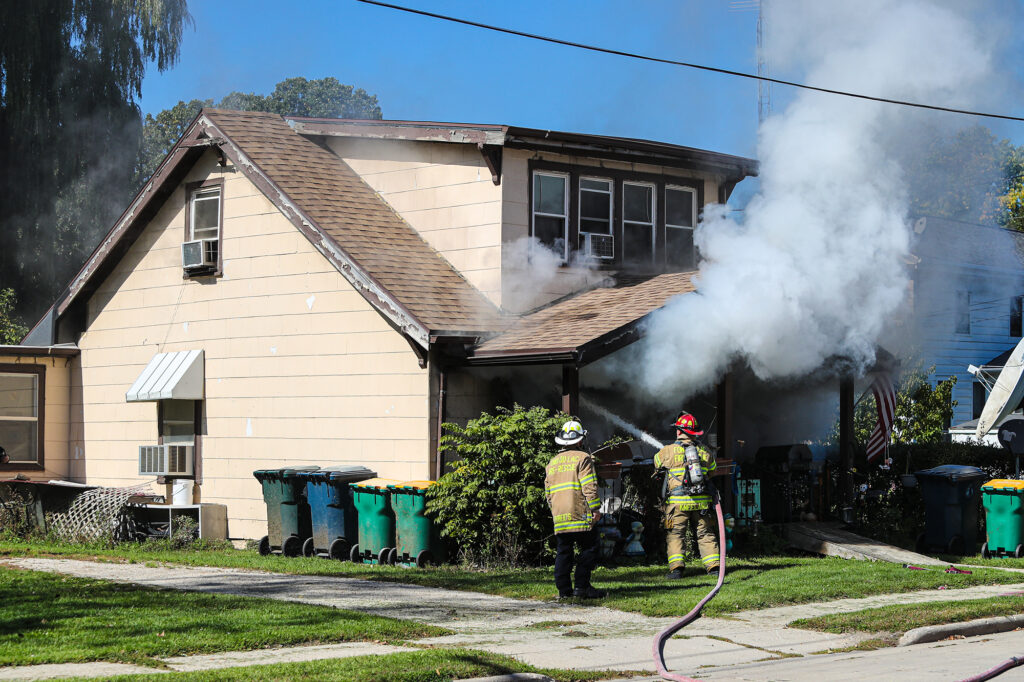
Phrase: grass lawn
[
  {"left": 68, "top": 649, "right": 630, "bottom": 682},
  {"left": 790, "top": 594, "right": 1024, "bottom": 635},
  {"left": 4, "top": 539, "right": 1023, "bottom": 618},
  {"left": 0, "top": 566, "right": 446, "bottom": 667}
]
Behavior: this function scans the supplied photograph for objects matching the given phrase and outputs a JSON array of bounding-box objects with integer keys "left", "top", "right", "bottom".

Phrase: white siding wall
[{"left": 73, "top": 151, "right": 430, "bottom": 539}]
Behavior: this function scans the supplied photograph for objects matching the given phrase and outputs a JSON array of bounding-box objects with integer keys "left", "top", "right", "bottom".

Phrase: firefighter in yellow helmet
[
  {"left": 544, "top": 420, "right": 606, "bottom": 599},
  {"left": 654, "top": 411, "right": 719, "bottom": 579}
]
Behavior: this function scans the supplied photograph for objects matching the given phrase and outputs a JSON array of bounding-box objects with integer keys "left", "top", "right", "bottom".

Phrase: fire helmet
[
  {"left": 555, "top": 420, "right": 587, "bottom": 446},
  {"left": 672, "top": 412, "right": 704, "bottom": 436}
]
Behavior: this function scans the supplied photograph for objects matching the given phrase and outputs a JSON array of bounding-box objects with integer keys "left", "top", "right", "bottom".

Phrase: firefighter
[
  {"left": 544, "top": 419, "right": 607, "bottom": 600},
  {"left": 655, "top": 411, "right": 719, "bottom": 579}
]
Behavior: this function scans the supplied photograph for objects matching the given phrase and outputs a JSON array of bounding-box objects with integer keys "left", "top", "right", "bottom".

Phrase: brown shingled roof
[
  {"left": 203, "top": 109, "right": 503, "bottom": 339},
  {"left": 471, "top": 271, "right": 697, "bottom": 364}
]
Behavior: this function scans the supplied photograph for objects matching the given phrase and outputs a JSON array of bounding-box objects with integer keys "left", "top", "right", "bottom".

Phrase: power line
[{"left": 357, "top": 0, "right": 1024, "bottom": 124}]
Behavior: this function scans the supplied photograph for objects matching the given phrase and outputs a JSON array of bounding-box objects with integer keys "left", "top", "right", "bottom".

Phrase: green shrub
[{"left": 426, "top": 405, "right": 567, "bottom": 567}]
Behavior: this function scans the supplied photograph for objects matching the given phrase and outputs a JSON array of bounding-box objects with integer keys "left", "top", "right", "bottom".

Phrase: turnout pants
[
  {"left": 665, "top": 504, "right": 720, "bottom": 572},
  {"left": 554, "top": 528, "right": 599, "bottom": 595}
]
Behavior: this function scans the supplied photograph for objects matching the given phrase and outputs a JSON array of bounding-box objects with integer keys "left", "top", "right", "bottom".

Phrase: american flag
[{"left": 865, "top": 372, "right": 897, "bottom": 463}]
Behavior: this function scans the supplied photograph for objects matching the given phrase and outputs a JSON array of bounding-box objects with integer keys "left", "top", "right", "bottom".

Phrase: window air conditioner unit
[
  {"left": 139, "top": 444, "right": 194, "bottom": 477},
  {"left": 181, "top": 239, "right": 218, "bottom": 270},
  {"left": 582, "top": 233, "right": 614, "bottom": 260}
]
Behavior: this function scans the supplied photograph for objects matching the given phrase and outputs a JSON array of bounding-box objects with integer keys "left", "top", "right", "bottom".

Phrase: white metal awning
[{"left": 125, "top": 350, "right": 205, "bottom": 402}]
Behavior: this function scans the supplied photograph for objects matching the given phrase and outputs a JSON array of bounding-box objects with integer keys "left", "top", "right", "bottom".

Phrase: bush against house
[{"left": 426, "top": 405, "right": 567, "bottom": 566}]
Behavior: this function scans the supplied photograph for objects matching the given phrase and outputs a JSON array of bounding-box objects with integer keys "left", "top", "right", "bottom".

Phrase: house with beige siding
[{"left": 5, "top": 110, "right": 756, "bottom": 540}]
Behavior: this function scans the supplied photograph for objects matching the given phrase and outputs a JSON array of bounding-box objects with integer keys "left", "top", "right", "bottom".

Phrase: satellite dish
[
  {"left": 997, "top": 418, "right": 1024, "bottom": 455},
  {"left": 976, "top": 337, "right": 1024, "bottom": 439}
]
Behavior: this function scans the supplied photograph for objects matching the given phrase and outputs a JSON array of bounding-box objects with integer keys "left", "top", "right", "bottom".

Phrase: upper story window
[
  {"left": 956, "top": 291, "right": 971, "bottom": 334},
  {"left": 532, "top": 172, "right": 569, "bottom": 260},
  {"left": 1011, "top": 296, "right": 1022, "bottom": 337},
  {"left": 0, "top": 365, "right": 44, "bottom": 468},
  {"left": 666, "top": 185, "right": 697, "bottom": 269},
  {"left": 183, "top": 180, "right": 223, "bottom": 276},
  {"left": 530, "top": 164, "right": 702, "bottom": 270},
  {"left": 578, "top": 177, "right": 613, "bottom": 259}
]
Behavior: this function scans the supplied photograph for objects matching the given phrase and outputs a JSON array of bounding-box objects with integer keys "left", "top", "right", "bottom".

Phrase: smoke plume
[{"left": 639, "top": 0, "right": 1000, "bottom": 399}]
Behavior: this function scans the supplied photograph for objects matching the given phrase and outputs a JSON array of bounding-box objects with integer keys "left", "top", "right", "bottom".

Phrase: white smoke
[
  {"left": 502, "top": 236, "right": 608, "bottom": 313},
  {"left": 639, "top": 0, "right": 998, "bottom": 399}
]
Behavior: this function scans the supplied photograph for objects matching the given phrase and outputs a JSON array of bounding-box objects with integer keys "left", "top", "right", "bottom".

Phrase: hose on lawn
[{"left": 652, "top": 486, "right": 727, "bottom": 682}]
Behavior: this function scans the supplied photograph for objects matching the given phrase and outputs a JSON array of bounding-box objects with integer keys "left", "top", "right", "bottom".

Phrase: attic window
[{"left": 183, "top": 179, "right": 223, "bottom": 276}]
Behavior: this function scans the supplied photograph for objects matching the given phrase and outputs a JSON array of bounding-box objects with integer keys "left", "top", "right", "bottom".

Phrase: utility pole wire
[{"left": 357, "top": 0, "right": 1024, "bottom": 124}]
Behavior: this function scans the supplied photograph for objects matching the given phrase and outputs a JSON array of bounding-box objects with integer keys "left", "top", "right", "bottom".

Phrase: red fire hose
[{"left": 652, "top": 487, "right": 727, "bottom": 682}]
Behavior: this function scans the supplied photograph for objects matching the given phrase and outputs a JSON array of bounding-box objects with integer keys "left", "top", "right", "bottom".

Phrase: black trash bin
[{"left": 914, "top": 465, "right": 988, "bottom": 555}]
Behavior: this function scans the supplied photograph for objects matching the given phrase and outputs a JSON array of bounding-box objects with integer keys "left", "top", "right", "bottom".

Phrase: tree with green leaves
[
  {"left": 426, "top": 405, "right": 568, "bottom": 566},
  {"left": 0, "top": 288, "right": 28, "bottom": 345},
  {"left": 0, "top": 0, "right": 192, "bottom": 324},
  {"left": 851, "top": 365, "right": 957, "bottom": 448},
  {"left": 134, "top": 77, "right": 382, "bottom": 185}
]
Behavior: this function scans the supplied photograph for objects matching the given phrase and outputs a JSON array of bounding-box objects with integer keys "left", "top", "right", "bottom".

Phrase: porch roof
[{"left": 467, "top": 271, "right": 697, "bottom": 366}]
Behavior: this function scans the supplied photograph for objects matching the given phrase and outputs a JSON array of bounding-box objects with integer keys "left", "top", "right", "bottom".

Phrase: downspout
[{"left": 434, "top": 365, "right": 448, "bottom": 481}]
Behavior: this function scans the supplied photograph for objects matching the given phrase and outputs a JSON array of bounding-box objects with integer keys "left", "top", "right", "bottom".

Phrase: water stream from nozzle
[{"left": 579, "top": 395, "right": 663, "bottom": 449}]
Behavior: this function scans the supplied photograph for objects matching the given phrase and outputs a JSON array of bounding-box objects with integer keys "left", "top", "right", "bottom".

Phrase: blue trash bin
[
  {"left": 914, "top": 464, "right": 989, "bottom": 555},
  {"left": 298, "top": 466, "right": 376, "bottom": 560}
]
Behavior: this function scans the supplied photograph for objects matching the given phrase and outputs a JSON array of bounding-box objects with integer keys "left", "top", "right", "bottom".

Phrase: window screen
[{"left": 190, "top": 187, "right": 221, "bottom": 241}]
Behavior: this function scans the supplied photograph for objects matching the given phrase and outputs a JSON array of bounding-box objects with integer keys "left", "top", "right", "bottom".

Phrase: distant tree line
[{"left": 0, "top": 3, "right": 383, "bottom": 335}]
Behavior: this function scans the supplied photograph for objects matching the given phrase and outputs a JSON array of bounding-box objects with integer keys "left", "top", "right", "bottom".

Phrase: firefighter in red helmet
[{"left": 654, "top": 411, "right": 719, "bottom": 579}]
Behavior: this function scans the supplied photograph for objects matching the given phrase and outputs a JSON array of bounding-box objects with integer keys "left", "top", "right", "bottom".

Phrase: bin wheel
[
  {"left": 415, "top": 549, "right": 432, "bottom": 568},
  {"left": 283, "top": 535, "right": 302, "bottom": 558},
  {"left": 329, "top": 539, "right": 350, "bottom": 561},
  {"left": 302, "top": 537, "right": 316, "bottom": 558},
  {"left": 381, "top": 547, "right": 395, "bottom": 565},
  {"left": 947, "top": 535, "right": 965, "bottom": 555},
  {"left": 915, "top": 532, "right": 926, "bottom": 553},
  {"left": 350, "top": 543, "right": 361, "bottom": 563},
  {"left": 1016, "top": 544, "right": 1024, "bottom": 559},
  {"left": 258, "top": 536, "right": 271, "bottom": 556},
  {"left": 981, "top": 542, "right": 991, "bottom": 559}
]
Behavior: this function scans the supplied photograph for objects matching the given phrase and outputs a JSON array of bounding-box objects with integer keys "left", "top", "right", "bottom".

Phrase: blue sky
[{"left": 140, "top": 1, "right": 1024, "bottom": 178}]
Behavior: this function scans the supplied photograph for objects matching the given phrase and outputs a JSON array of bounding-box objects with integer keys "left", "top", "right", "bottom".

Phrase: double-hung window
[
  {"left": 532, "top": 172, "right": 569, "bottom": 259},
  {"left": 578, "top": 178, "right": 613, "bottom": 259},
  {"left": 622, "top": 182, "right": 656, "bottom": 264},
  {"left": 1011, "top": 296, "right": 1022, "bottom": 337},
  {"left": 184, "top": 180, "right": 223, "bottom": 275},
  {"left": 0, "top": 365, "right": 43, "bottom": 467},
  {"left": 665, "top": 185, "right": 697, "bottom": 269}
]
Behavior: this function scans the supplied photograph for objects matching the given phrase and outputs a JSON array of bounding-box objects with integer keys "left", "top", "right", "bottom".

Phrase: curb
[{"left": 898, "top": 614, "right": 1024, "bottom": 646}]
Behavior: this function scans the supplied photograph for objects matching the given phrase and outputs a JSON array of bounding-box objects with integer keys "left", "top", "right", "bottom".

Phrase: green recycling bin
[
  {"left": 389, "top": 480, "right": 448, "bottom": 568},
  {"left": 350, "top": 478, "right": 400, "bottom": 564},
  {"left": 980, "top": 479, "right": 1024, "bottom": 559},
  {"left": 253, "top": 466, "right": 319, "bottom": 557}
]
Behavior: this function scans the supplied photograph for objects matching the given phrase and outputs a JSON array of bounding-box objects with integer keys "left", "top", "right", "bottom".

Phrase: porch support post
[
  {"left": 839, "top": 375, "right": 855, "bottom": 521},
  {"left": 561, "top": 364, "right": 579, "bottom": 417},
  {"left": 716, "top": 371, "right": 734, "bottom": 461}
]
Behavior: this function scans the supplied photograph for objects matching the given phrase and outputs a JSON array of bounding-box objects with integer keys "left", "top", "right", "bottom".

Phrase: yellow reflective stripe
[
  {"left": 554, "top": 520, "right": 591, "bottom": 532},
  {"left": 668, "top": 495, "right": 711, "bottom": 504},
  {"left": 546, "top": 481, "right": 582, "bottom": 493},
  {"left": 705, "top": 460, "right": 717, "bottom": 472},
  {"left": 578, "top": 473, "right": 597, "bottom": 485},
  {"left": 701, "top": 554, "right": 721, "bottom": 565},
  {"left": 587, "top": 498, "right": 601, "bottom": 510},
  {"left": 669, "top": 468, "right": 687, "bottom": 477},
  {"left": 667, "top": 554, "right": 685, "bottom": 562}
]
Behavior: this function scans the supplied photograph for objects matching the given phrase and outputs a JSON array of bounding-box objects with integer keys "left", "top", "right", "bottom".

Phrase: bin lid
[
  {"left": 295, "top": 466, "right": 377, "bottom": 482},
  {"left": 390, "top": 480, "right": 434, "bottom": 491},
  {"left": 351, "top": 477, "right": 402, "bottom": 490},
  {"left": 981, "top": 478, "right": 1024, "bottom": 491},
  {"left": 913, "top": 465, "right": 988, "bottom": 482},
  {"left": 253, "top": 465, "right": 319, "bottom": 480}
]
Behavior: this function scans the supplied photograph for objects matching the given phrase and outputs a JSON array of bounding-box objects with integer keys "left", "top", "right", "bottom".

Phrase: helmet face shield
[
  {"left": 672, "top": 412, "right": 704, "bottom": 437},
  {"left": 555, "top": 419, "right": 587, "bottom": 446}
]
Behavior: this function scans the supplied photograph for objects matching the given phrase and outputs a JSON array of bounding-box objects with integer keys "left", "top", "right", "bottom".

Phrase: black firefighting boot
[{"left": 665, "top": 567, "right": 685, "bottom": 580}]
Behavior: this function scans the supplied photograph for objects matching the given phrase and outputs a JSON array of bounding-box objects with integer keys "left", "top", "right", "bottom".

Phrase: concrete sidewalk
[{"left": 2, "top": 557, "right": 1024, "bottom": 680}]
